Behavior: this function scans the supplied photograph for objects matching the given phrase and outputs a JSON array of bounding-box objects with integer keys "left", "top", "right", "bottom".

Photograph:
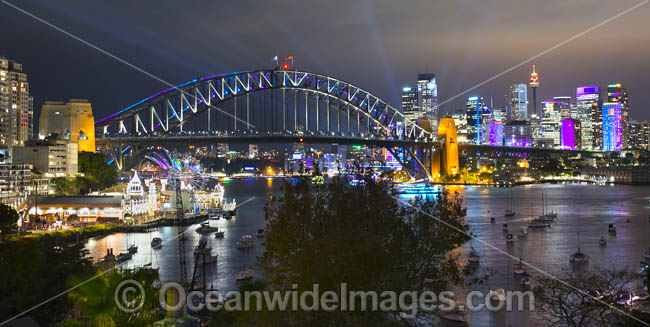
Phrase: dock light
[{"left": 283, "top": 64, "right": 289, "bottom": 70}]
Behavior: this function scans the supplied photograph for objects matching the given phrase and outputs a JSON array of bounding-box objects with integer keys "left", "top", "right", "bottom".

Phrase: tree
[
  {"left": 0, "top": 204, "right": 19, "bottom": 230},
  {"left": 254, "top": 177, "right": 470, "bottom": 325},
  {"left": 78, "top": 151, "right": 117, "bottom": 188},
  {"left": 534, "top": 269, "right": 650, "bottom": 326}
]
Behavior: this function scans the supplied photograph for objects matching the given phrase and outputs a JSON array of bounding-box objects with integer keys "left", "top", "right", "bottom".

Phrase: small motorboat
[
  {"left": 151, "top": 237, "right": 162, "bottom": 249},
  {"left": 127, "top": 244, "right": 138, "bottom": 254},
  {"left": 503, "top": 223, "right": 509, "bottom": 231},
  {"left": 196, "top": 223, "right": 219, "bottom": 234},
  {"left": 234, "top": 268, "right": 254, "bottom": 281},
  {"left": 256, "top": 229, "right": 266, "bottom": 237},
  {"left": 513, "top": 259, "right": 526, "bottom": 274},
  {"left": 116, "top": 251, "right": 132, "bottom": 262},
  {"left": 468, "top": 247, "right": 480, "bottom": 264},
  {"left": 506, "top": 233, "right": 514, "bottom": 243},
  {"left": 528, "top": 218, "right": 550, "bottom": 228},
  {"left": 488, "top": 288, "right": 507, "bottom": 303},
  {"left": 504, "top": 209, "right": 515, "bottom": 217},
  {"left": 608, "top": 223, "right": 617, "bottom": 235},
  {"left": 520, "top": 272, "right": 531, "bottom": 286},
  {"left": 214, "top": 230, "right": 225, "bottom": 238},
  {"left": 517, "top": 228, "right": 528, "bottom": 238},
  {"left": 599, "top": 235, "right": 606, "bottom": 246},
  {"left": 438, "top": 304, "right": 469, "bottom": 323},
  {"left": 236, "top": 235, "right": 254, "bottom": 249},
  {"left": 490, "top": 217, "right": 496, "bottom": 223},
  {"left": 570, "top": 249, "right": 589, "bottom": 263}
]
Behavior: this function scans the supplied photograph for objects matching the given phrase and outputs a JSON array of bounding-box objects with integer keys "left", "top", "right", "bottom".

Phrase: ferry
[
  {"left": 394, "top": 183, "right": 442, "bottom": 195},
  {"left": 151, "top": 237, "right": 163, "bottom": 249}
]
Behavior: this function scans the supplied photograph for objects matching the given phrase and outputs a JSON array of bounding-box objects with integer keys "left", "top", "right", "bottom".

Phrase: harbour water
[{"left": 85, "top": 179, "right": 650, "bottom": 325}]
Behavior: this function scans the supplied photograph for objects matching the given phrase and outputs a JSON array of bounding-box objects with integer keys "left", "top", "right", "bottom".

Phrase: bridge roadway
[
  {"left": 96, "top": 134, "right": 608, "bottom": 158},
  {"left": 95, "top": 133, "right": 438, "bottom": 148}
]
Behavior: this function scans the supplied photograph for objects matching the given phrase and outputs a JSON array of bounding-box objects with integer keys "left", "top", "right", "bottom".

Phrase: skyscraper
[
  {"left": 607, "top": 84, "right": 629, "bottom": 148},
  {"left": 466, "top": 96, "right": 484, "bottom": 144},
  {"left": 553, "top": 96, "right": 573, "bottom": 119},
  {"left": 576, "top": 86, "right": 600, "bottom": 149},
  {"left": 561, "top": 119, "right": 581, "bottom": 150},
  {"left": 416, "top": 74, "right": 439, "bottom": 130},
  {"left": 401, "top": 86, "right": 419, "bottom": 121},
  {"left": 529, "top": 65, "right": 540, "bottom": 117},
  {"left": 509, "top": 83, "right": 528, "bottom": 121},
  {"left": 541, "top": 100, "right": 561, "bottom": 147},
  {"left": 602, "top": 102, "right": 622, "bottom": 151},
  {"left": 0, "top": 57, "right": 33, "bottom": 146}
]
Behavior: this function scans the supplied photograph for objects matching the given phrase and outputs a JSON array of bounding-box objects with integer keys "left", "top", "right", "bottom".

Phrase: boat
[
  {"left": 236, "top": 235, "right": 254, "bottom": 249},
  {"left": 626, "top": 218, "right": 631, "bottom": 223},
  {"left": 504, "top": 209, "right": 515, "bottom": 217},
  {"left": 116, "top": 251, "right": 132, "bottom": 262},
  {"left": 632, "top": 291, "right": 650, "bottom": 301},
  {"left": 196, "top": 222, "right": 219, "bottom": 234},
  {"left": 528, "top": 218, "right": 550, "bottom": 228},
  {"left": 223, "top": 199, "right": 237, "bottom": 216},
  {"left": 506, "top": 233, "right": 514, "bottom": 243},
  {"left": 490, "top": 217, "right": 496, "bottom": 223},
  {"left": 520, "top": 272, "right": 531, "bottom": 286},
  {"left": 608, "top": 223, "right": 617, "bottom": 235},
  {"left": 488, "top": 288, "right": 507, "bottom": 303},
  {"left": 395, "top": 183, "right": 442, "bottom": 195},
  {"left": 513, "top": 258, "right": 526, "bottom": 274},
  {"left": 502, "top": 223, "right": 509, "bottom": 231},
  {"left": 99, "top": 248, "right": 116, "bottom": 262},
  {"left": 214, "top": 230, "right": 225, "bottom": 238},
  {"left": 127, "top": 244, "right": 138, "bottom": 254},
  {"left": 536, "top": 215, "right": 556, "bottom": 222},
  {"left": 194, "top": 247, "right": 218, "bottom": 264},
  {"left": 151, "top": 237, "right": 163, "bottom": 249},
  {"left": 599, "top": 235, "right": 606, "bottom": 246},
  {"left": 468, "top": 247, "right": 480, "bottom": 264},
  {"left": 438, "top": 304, "right": 469, "bottom": 323},
  {"left": 570, "top": 233, "right": 589, "bottom": 264},
  {"left": 256, "top": 229, "right": 266, "bottom": 237},
  {"left": 234, "top": 268, "right": 254, "bottom": 281},
  {"left": 517, "top": 228, "right": 528, "bottom": 238}
]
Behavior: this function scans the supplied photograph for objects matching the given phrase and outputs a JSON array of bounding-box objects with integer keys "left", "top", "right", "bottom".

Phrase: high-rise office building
[
  {"left": 529, "top": 65, "right": 540, "bottom": 117},
  {"left": 509, "top": 83, "right": 528, "bottom": 121},
  {"left": 560, "top": 119, "right": 581, "bottom": 150},
  {"left": 401, "top": 86, "right": 419, "bottom": 121},
  {"left": 504, "top": 120, "right": 532, "bottom": 147},
  {"left": 553, "top": 96, "right": 573, "bottom": 119},
  {"left": 602, "top": 102, "right": 623, "bottom": 151},
  {"left": 451, "top": 111, "right": 467, "bottom": 144},
  {"left": 416, "top": 74, "right": 438, "bottom": 130},
  {"left": 607, "top": 84, "right": 629, "bottom": 148},
  {"left": 0, "top": 57, "right": 33, "bottom": 146},
  {"left": 576, "top": 86, "right": 600, "bottom": 149},
  {"left": 466, "top": 96, "right": 484, "bottom": 144},
  {"left": 39, "top": 99, "right": 96, "bottom": 153},
  {"left": 541, "top": 100, "right": 561, "bottom": 147},
  {"left": 629, "top": 121, "right": 650, "bottom": 150}
]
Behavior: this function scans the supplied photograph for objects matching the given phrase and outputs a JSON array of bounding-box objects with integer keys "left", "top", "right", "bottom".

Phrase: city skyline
[{"left": 0, "top": 0, "right": 649, "bottom": 124}]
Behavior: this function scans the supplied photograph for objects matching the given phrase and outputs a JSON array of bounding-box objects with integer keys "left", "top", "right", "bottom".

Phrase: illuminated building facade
[
  {"left": 602, "top": 102, "right": 622, "bottom": 151},
  {"left": 450, "top": 112, "right": 467, "bottom": 143},
  {"left": 11, "top": 139, "right": 78, "bottom": 177},
  {"left": 0, "top": 57, "right": 33, "bottom": 146},
  {"left": 576, "top": 86, "right": 600, "bottom": 149},
  {"left": 417, "top": 74, "right": 438, "bottom": 130},
  {"left": 553, "top": 96, "right": 573, "bottom": 119},
  {"left": 39, "top": 99, "right": 96, "bottom": 153},
  {"left": 529, "top": 65, "right": 540, "bottom": 117},
  {"left": 486, "top": 122, "right": 504, "bottom": 146},
  {"left": 560, "top": 119, "right": 581, "bottom": 150},
  {"left": 540, "top": 100, "right": 561, "bottom": 147},
  {"left": 509, "top": 83, "right": 528, "bottom": 121},
  {"left": 401, "top": 86, "right": 419, "bottom": 121},
  {"left": 504, "top": 120, "right": 532, "bottom": 147},
  {"left": 629, "top": 121, "right": 650, "bottom": 150},
  {"left": 465, "top": 96, "right": 484, "bottom": 144},
  {"left": 607, "top": 84, "right": 629, "bottom": 148}
]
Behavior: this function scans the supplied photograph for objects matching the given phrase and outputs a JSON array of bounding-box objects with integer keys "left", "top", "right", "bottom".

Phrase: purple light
[
  {"left": 602, "top": 103, "right": 622, "bottom": 151},
  {"left": 561, "top": 119, "right": 575, "bottom": 150},
  {"left": 487, "top": 122, "right": 503, "bottom": 146},
  {"left": 576, "top": 85, "right": 599, "bottom": 99}
]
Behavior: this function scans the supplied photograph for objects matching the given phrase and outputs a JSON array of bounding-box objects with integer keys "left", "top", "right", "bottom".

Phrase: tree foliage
[
  {"left": 250, "top": 177, "right": 470, "bottom": 326},
  {"left": 0, "top": 203, "right": 19, "bottom": 230},
  {"left": 78, "top": 151, "right": 117, "bottom": 188}
]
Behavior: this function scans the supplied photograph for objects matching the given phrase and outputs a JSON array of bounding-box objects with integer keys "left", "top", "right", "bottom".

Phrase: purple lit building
[
  {"left": 504, "top": 120, "right": 532, "bottom": 147},
  {"left": 602, "top": 102, "right": 622, "bottom": 151},
  {"left": 486, "top": 122, "right": 504, "bottom": 146},
  {"left": 560, "top": 119, "right": 581, "bottom": 150}
]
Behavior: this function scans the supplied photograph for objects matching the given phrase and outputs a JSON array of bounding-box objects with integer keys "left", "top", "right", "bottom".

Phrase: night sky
[{"left": 1, "top": 0, "right": 649, "bottom": 124}]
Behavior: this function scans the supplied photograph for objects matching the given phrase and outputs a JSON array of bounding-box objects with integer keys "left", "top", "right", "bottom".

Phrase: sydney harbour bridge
[{"left": 94, "top": 69, "right": 605, "bottom": 179}]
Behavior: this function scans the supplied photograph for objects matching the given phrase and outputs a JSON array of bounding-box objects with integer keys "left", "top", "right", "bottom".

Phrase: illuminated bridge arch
[{"left": 95, "top": 70, "right": 433, "bottom": 141}]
